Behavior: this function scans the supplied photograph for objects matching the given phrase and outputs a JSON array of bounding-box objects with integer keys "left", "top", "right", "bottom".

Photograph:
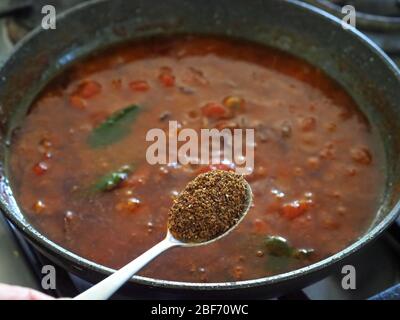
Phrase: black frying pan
[{"left": 0, "top": 0, "right": 400, "bottom": 298}]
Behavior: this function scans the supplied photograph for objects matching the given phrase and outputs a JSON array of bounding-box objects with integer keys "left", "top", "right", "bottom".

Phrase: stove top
[{"left": 0, "top": 0, "right": 399, "bottom": 300}]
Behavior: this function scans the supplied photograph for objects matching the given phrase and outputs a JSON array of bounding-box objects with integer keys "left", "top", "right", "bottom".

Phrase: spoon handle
[{"left": 74, "top": 237, "right": 177, "bottom": 300}]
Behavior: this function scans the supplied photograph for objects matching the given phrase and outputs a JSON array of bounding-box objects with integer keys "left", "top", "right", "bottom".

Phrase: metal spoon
[{"left": 74, "top": 180, "right": 252, "bottom": 300}]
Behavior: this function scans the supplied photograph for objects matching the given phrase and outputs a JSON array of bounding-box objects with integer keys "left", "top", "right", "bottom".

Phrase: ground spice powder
[{"left": 168, "top": 170, "right": 250, "bottom": 243}]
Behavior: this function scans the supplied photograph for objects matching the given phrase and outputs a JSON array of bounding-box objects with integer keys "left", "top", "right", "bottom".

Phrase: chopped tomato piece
[
  {"left": 281, "top": 199, "right": 312, "bottom": 220},
  {"left": 307, "top": 156, "right": 320, "bottom": 169},
  {"left": 346, "top": 167, "right": 357, "bottom": 176},
  {"left": 232, "top": 265, "right": 244, "bottom": 280},
  {"left": 300, "top": 116, "right": 317, "bottom": 132},
  {"left": 129, "top": 80, "right": 150, "bottom": 92},
  {"left": 69, "top": 95, "right": 86, "bottom": 110},
  {"left": 39, "top": 138, "right": 52, "bottom": 149},
  {"left": 33, "top": 162, "right": 48, "bottom": 176},
  {"left": 201, "top": 102, "right": 229, "bottom": 120},
  {"left": 32, "top": 200, "right": 46, "bottom": 214},
  {"left": 350, "top": 146, "right": 372, "bottom": 165},
  {"left": 43, "top": 152, "right": 52, "bottom": 159},
  {"left": 111, "top": 79, "right": 122, "bottom": 90},
  {"left": 77, "top": 80, "right": 102, "bottom": 99},
  {"left": 159, "top": 73, "right": 175, "bottom": 87},
  {"left": 116, "top": 197, "right": 141, "bottom": 213},
  {"left": 253, "top": 218, "right": 269, "bottom": 234}
]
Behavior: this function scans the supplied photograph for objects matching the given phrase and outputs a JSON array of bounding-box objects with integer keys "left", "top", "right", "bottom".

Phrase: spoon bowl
[{"left": 176, "top": 179, "right": 253, "bottom": 247}]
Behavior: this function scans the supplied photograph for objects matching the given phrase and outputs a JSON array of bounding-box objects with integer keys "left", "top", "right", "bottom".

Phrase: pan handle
[
  {"left": 369, "top": 284, "right": 400, "bottom": 300},
  {"left": 0, "top": 1, "right": 32, "bottom": 18},
  {"left": 0, "top": 1, "right": 34, "bottom": 66},
  {"left": 0, "top": 19, "right": 13, "bottom": 67}
]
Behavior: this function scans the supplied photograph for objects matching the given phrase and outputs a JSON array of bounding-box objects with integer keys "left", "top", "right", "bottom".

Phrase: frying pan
[{"left": 0, "top": 0, "right": 400, "bottom": 299}]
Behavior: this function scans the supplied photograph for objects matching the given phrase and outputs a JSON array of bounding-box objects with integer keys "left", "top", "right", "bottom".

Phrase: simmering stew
[{"left": 9, "top": 36, "right": 384, "bottom": 282}]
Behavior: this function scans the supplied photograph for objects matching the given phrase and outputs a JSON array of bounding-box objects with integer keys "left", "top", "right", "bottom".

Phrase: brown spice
[{"left": 168, "top": 170, "right": 250, "bottom": 243}]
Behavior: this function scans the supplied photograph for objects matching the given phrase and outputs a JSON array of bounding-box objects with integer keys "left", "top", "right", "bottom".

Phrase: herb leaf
[
  {"left": 292, "top": 248, "right": 315, "bottom": 259},
  {"left": 92, "top": 164, "right": 133, "bottom": 192},
  {"left": 264, "top": 235, "right": 314, "bottom": 260},
  {"left": 87, "top": 105, "right": 140, "bottom": 148},
  {"left": 264, "top": 236, "right": 293, "bottom": 257}
]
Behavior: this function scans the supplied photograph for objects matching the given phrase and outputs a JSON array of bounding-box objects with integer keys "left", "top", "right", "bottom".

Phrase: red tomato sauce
[{"left": 9, "top": 36, "right": 384, "bottom": 282}]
